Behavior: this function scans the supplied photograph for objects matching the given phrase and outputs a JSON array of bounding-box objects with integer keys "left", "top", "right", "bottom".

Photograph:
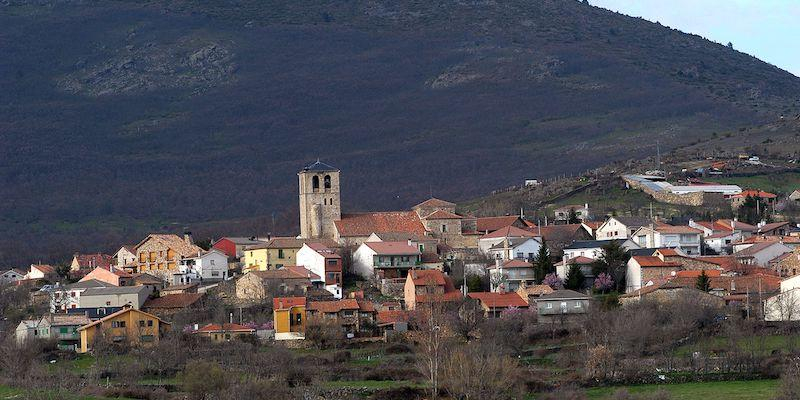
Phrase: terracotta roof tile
[
  {"left": 409, "top": 270, "right": 446, "bottom": 286},
  {"left": 477, "top": 216, "right": 524, "bottom": 232},
  {"left": 335, "top": 211, "right": 427, "bottom": 237},
  {"left": 468, "top": 292, "right": 528, "bottom": 308},
  {"left": 196, "top": 323, "right": 254, "bottom": 333},
  {"left": 377, "top": 310, "right": 409, "bottom": 324},
  {"left": 423, "top": 209, "right": 463, "bottom": 220},
  {"left": 480, "top": 226, "right": 538, "bottom": 240},
  {"left": 135, "top": 234, "right": 203, "bottom": 258},
  {"left": 143, "top": 293, "right": 204, "bottom": 309},
  {"left": 73, "top": 253, "right": 113, "bottom": 270},
  {"left": 413, "top": 198, "right": 456, "bottom": 209},
  {"left": 307, "top": 298, "right": 369, "bottom": 313},
  {"left": 273, "top": 296, "right": 306, "bottom": 309},
  {"left": 633, "top": 256, "right": 682, "bottom": 268},
  {"left": 364, "top": 241, "right": 421, "bottom": 256}
]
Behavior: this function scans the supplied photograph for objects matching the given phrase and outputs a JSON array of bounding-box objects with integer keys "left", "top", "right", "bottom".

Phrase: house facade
[
  {"left": 536, "top": 290, "right": 590, "bottom": 323},
  {"left": 234, "top": 267, "right": 317, "bottom": 303},
  {"left": 78, "top": 307, "right": 170, "bottom": 353},
  {"left": 112, "top": 246, "right": 137, "bottom": 270},
  {"left": 486, "top": 237, "right": 542, "bottom": 262},
  {"left": 403, "top": 269, "right": 461, "bottom": 311},
  {"left": 352, "top": 241, "right": 421, "bottom": 279},
  {"left": 193, "top": 323, "right": 255, "bottom": 342},
  {"left": 596, "top": 216, "right": 651, "bottom": 240},
  {"left": 467, "top": 292, "right": 528, "bottom": 318},
  {"left": 488, "top": 259, "right": 537, "bottom": 292},
  {"left": 631, "top": 224, "right": 703, "bottom": 255},
  {"left": 175, "top": 249, "right": 229, "bottom": 284},
  {"left": 212, "top": 237, "right": 265, "bottom": 259},
  {"left": 133, "top": 234, "right": 204, "bottom": 278},
  {"left": 79, "top": 286, "right": 153, "bottom": 310},
  {"left": 306, "top": 299, "right": 377, "bottom": 337},
  {"left": 296, "top": 243, "right": 343, "bottom": 299},
  {"left": 79, "top": 266, "right": 133, "bottom": 287},
  {"left": 273, "top": 297, "right": 306, "bottom": 340}
]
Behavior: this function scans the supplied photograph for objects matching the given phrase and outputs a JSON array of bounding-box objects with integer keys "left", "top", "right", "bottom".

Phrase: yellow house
[
  {"left": 243, "top": 237, "right": 336, "bottom": 272},
  {"left": 78, "top": 306, "right": 170, "bottom": 353},
  {"left": 273, "top": 297, "right": 306, "bottom": 340}
]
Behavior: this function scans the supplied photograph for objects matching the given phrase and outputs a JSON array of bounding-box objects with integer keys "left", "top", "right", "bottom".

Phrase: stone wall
[{"left": 380, "top": 278, "right": 406, "bottom": 298}]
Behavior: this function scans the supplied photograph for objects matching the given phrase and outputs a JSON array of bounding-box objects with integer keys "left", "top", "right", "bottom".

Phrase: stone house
[
  {"left": 403, "top": 269, "right": 461, "bottom": 311},
  {"left": 770, "top": 248, "right": 800, "bottom": 277},
  {"left": 535, "top": 290, "right": 590, "bottom": 323},
  {"left": 234, "top": 267, "right": 317, "bottom": 303},
  {"left": 306, "top": 299, "right": 377, "bottom": 337},
  {"left": 625, "top": 255, "right": 683, "bottom": 293},
  {"left": 70, "top": 253, "right": 113, "bottom": 277},
  {"left": 619, "top": 282, "right": 726, "bottom": 307},
  {"left": 112, "top": 246, "right": 137, "bottom": 270},
  {"left": 133, "top": 234, "right": 204, "bottom": 278},
  {"left": 476, "top": 216, "right": 529, "bottom": 235}
]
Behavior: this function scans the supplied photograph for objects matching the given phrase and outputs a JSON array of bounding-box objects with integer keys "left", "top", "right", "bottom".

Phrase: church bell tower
[{"left": 298, "top": 160, "right": 341, "bottom": 239}]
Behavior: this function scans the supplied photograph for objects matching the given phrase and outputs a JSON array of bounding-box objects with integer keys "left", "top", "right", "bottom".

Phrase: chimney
[
  {"left": 267, "top": 232, "right": 272, "bottom": 241},
  {"left": 184, "top": 231, "right": 194, "bottom": 245},
  {"left": 495, "top": 258, "right": 501, "bottom": 268},
  {"left": 730, "top": 279, "right": 736, "bottom": 292}
]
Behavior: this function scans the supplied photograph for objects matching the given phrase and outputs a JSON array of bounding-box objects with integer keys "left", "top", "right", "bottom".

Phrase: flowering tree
[
  {"left": 594, "top": 272, "right": 614, "bottom": 293},
  {"left": 543, "top": 273, "right": 563, "bottom": 289}
]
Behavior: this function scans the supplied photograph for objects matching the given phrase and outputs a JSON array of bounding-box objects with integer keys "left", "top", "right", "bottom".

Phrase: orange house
[
  {"left": 78, "top": 306, "right": 170, "bottom": 353},
  {"left": 273, "top": 297, "right": 306, "bottom": 340}
]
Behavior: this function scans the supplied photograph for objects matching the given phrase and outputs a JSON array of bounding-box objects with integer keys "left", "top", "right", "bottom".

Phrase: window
[
  {"left": 139, "top": 320, "right": 145, "bottom": 327},
  {"left": 210, "top": 259, "right": 215, "bottom": 266},
  {"left": 59, "top": 327, "right": 68, "bottom": 334},
  {"left": 441, "top": 224, "right": 447, "bottom": 232},
  {"left": 149, "top": 252, "right": 156, "bottom": 262},
  {"left": 546, "top": 303, "right": 553, "bottom": 309},
  {"left": 516, "top": 252, "right": 524, "bottom": 259},
  {"left": 419, "top": 245, "right": 424, "bottom": 252},
  {"left": 575, "top": 302, "right": 582, "bottom": 308},
  {"left": 212, "top": 271, "right": 219, "bottom": 277},
  {"left": 278, "top": 249, "right": 285, "bottom": 259},
  {"left": 111, "top": 321, "right": 126, "bottom": 328},
  {"left": 147, "top": 320, "right": 154, "bottom": 327},
  {"left": 330, "top": 198, "right": 334, "bottom": 206},
  {"left": 106, "top": 301, "right": 111, "bottom": 306},
  {"left": 139, "top": 253, "right": 146, "bottom": 263},
  {"left": 312, "top": 175, "right": 320, "bottom": 190},
  {"left": 324, "top": 175, "right": 331, "bottom": 189},
  {"left": 343, "top": 310, "right": 355, "bottom": 317}
]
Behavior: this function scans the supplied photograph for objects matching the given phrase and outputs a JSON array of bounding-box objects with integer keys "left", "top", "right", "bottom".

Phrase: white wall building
[
  {"left": 296, "top": 243, "right": 343, "bottom": 299},
  {"left": 175, "top": 249, "right": 229, "bottom": 284},
  {"left": 631, "top": 225, "right": 703, "bottom": 255},
  {"left": 595, "top": 216, "right": 651, "bottom": 240}
]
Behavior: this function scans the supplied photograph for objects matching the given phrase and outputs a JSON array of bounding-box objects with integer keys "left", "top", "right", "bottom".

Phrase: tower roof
[{"left": 301, "top": 160, "right": 339, "bottom": 172}]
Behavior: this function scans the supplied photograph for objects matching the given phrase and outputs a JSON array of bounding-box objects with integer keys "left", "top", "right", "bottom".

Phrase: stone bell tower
[{"left": 298, "top": 160, "right": 341, "bottom": 239}]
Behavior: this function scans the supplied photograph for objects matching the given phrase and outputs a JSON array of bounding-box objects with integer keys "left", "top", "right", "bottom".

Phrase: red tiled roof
[
  {"left": 414, "top": 198, "right": 456, "bottom": 209},
  {"left": 143, "top": 293, "right": 204, "bottom": 309},
  {"left": 652, "top": 224, "right": 702, "bottom": 234},
  {"left": 73, "top": 253, "right": 113, "bottom": 270},
  {"left": 377, "top": 310, "right": 409, "bottom": 324},
  {"left": 31, "top": 264, "right": 56, "bottom": 275},
  {"left": 696, "top": 256, "right": 743, "bottom": 271},
  {"left": 757, "top": 222, "right": 791, "bottom": 233},
  {"left": 730, "top": 190, "right": 777, "bottom": 199},
  {"left": 480, "top": 226, "right": 538, "bottom": 240},
  {"left": 738, "top": 235, "right": 800, "bottom": 244},
  {"left": 674, "top": 270, "right": 722, "bottom": 278},
  {"left": 364, "top": 241, "right": 421, "bottom": 256},
  {"left": 476, "top": 216, "right": 523, "bottom": 232},
  {"left": 583, "top": 221, "right": 603, "bottom": 230},
  {"left": 493, "top": 259, "right": 533, "bottom": 269},
  {"left": 273, "top": 297, "right": 306, "bottom": 310},
  {"left": 717, "top": 219, "right": 757, "bottom": 232},
  {"left": 656, "top": 248, "right": 681, "bottom": 256},
  {"left": 565, "top": 256, "right": 595, "bottom": 265},
  {"left": 417, "top": 291, "right": 463, "bottom": 303},
  {"left": 196, "top": 323, "right": 255, "bottom": 333},
  {"left": 632, "top": 256, "right": 682, "bottom": 268},
  {"left": 335, "top": 211, "right": 427, "bottom": 237},
  {"left": 307, "top": 298, "right": 371, "bottom": 313},
  {"left": 468, "top": 292, "right": 528, "bottom": 308},
  {"left": 409, "top": 270, "right": 446, "bottom": 286},
  {"left": 423, "top": 210, "right": 463, "bottom": 220}
]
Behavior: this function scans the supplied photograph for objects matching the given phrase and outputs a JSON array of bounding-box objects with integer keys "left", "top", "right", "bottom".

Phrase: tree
[
  {"left": 543, "top": 273, "right": 563, "bottom": 289},
  {"left": 592, "top": 241, "right": 629, "bottom": 292},
  {"left": 441, "top": 345, "right": 522, "bottom": 400},
  {"left": 567, "top": 208, "right": 581, "bottom": 224},
  {"left": 414, "top": 291, "right": 448, "bottom": 399},
  {"left": 534, "top": 239, "right": 554, "bottom": 282},
  {"left": 737, "top": 195, "right": 765, "bottom": 225},
  {"left": 564, "top": 263, "right": 586, "bottom": 290},
  {"left": 593, "top": 273, "right": 614, "bottom": 293},
  {"left": 304, "top": 316, "right": 342, "bottom": 350},
  {"left": 180, "top": 360, "right": 229, "bottom": 400},
  {"left": 696, "top": 270, "right": 710, "bottom": 292}
]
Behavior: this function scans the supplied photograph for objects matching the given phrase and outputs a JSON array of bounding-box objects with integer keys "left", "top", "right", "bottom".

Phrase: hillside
[{"left": 2, "top": 0, "right": 800, "bottom": 265}]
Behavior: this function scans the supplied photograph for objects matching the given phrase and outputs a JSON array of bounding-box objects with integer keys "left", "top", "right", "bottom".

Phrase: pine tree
[
  {"left": 534, "top": 239, "right": 553, "bottom": 282},
  {"left": 591, "top": 240, "right": 630, "bottom": 293},
  {"left": 696, "top": 270, "right": 711, "bottom": 292},
  {"left": 564, "top": 263, "right": 586, "bottom": 290},
  {"left": 567, "top": 208, "right": 581, "bottom": 224}
]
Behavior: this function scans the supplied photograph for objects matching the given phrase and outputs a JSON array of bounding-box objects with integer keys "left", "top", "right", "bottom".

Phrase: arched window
[
  {"left": 312, "top": 176, "right": 320, "bottom": 190},
  {"left": 324, "top": 175, "right": 332, "bottom": 189}
]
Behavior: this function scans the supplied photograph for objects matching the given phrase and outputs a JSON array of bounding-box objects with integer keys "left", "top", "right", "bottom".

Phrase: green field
[
  {"left": 322, "top": 380, "right": 422, "bottom": 390},
  {"left": 716, "top": 172, "right": 800, "bottom": 194},
  {"left": 585, "top": 380, "right": 779, "bottom": 400},
  {"left": 674, "top": 335, "right": 800, "bottom": 357}
]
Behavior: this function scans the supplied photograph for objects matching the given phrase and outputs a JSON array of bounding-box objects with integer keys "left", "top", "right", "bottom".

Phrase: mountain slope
[{"left": 1, "top": 0, "right": 799, "bottom": 265}]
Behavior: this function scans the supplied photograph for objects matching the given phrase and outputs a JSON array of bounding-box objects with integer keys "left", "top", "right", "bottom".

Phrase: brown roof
[
  {"left": 493, "top": 259, "right": 533, "bottom": 269},
  {"left": 31, "top": 264, "right": 56, "bottom": 275},
  {"left": 273, "top": 296, "right": 306, "bottom": 310},
  {"left": 717, "top": 219, "right": 757, "bottom": 232},
  {"left": 423, "top": 210, "right": 463, "bottom": 220},
  {"left": 413, "top": 198, "right": 456, "bottom": 209},
  {"left": 131, "top": 273, "right": 164, "bottom": 285},
  {"left": 79, "top": 307, "right": 169, "bottom": 331},
  {"left": 565, "top": 256, "right": 595, "bottom": 265},
  {"left": 73, "top": 253, "right": 113, "bottom": 269},
  {"left": 335, "top": 211, "right": 427, "bottom": 237},
  {"left": 135, "top": 234, "right": 203, "bottom": 258},
  {"left": 735, "top": 241, "right": 788, "bottom": 257},
  {"left": 307, "top": 298, "right": 374, "bottom": 313},
  {"left": 652, "top": 224, "right": 702, "bottom": 234},
  {"left": 632, "top": 256, "right": 682, "bottom": 268},
  {"left": 245, "top": 237, "right": 337, "bottom": 250},
  {"left": 536, "top": 224, "right": 588, "bottom": 242},
  {"left": 196, "top": 323, "right": 254, "bottom": 333},
  {"left": 757, "top": 222, "right": 791, "bottom": 233},
  {"left": 143, "top": 293, "right": 204, "bottom": 309},
  {"left": 480, "top": 226, "right": 538, "bottom": 240},
  {"left": 738, "top": 235, "right": 800, "bottom": 244},
  {"left": 364, "top": 241, "right": 421, "bottom": 256},
  {"left": 468, "top": 292, "right": 528, "bottom": 308},
  {"left": 46, "top": 314, "right": 92, "bottom": 326},
  {"left": 377, "top": 310, "right": 409, "bottom": 324},
  {"left": 477, "top": 216, "right": 524, "bottom": 232},
  {"left": 307, "top": 243, "right": 341, "bottom": 259},
  {"left": 409, "top": 270, "right": 447, "bottom": 286},
  {"left": 517, "top": 284, "right": 554, "bottom": 297},
  {"left": 695, "top": 256, "right": 742, "bottom": 271}
]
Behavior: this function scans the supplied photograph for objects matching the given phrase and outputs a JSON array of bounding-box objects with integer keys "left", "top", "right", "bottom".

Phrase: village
[{"left": 4, "top": 160, "right": 800, "bottom": 399}]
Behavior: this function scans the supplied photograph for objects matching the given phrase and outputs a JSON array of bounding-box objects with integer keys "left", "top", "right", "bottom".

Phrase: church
[{"left": 297, "top": 161, "right": 480, "bottom": 249}]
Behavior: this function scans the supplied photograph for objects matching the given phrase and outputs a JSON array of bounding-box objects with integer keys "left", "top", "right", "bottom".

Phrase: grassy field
[
  {"left": 674, "top": 334, "right": 800, "bottom": 357},
  {"left": 322, "top": 380, "right": 422, "bottom": 390},
  {"left": 716, "top": 172, "right": 800, "bottom": 194},
  {"left": 0, "top": 385, "right": 132, "bottom": 400},
  {"left": 584, "top": 380, "right": 779, "bottom": 400}
]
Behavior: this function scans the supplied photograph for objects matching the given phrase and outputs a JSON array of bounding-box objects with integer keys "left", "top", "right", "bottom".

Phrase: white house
[
  {"left": 631, "top": 224, "right": 703, "bottom": 255},
  {"left": 733, "top": 241, "right": 792, "bottom": 267},
  {"left": 486, "top": 237, "right": 542, "bottom": 262},
  {"left": 352, "top": 241, "right": 421, "bottom": 280},
  {"left": 765, "top": 275, "right": 800, "bottom": 321},
  {"left": 595, "top": 216, "right": 652, "bottom": 240},
  {"left": 624, "top": 255, "right": 683, "bottom": 293},
  {"left": 296, "top": 243, "right": 343, "bottom": 299},
  {"left": 112, "top": 245, "right": 137, "bottom": 269},
  {"left": 478, "top": 226, "right": 539, "bottom": 255},
  {"left": 562, "top": 239, "right": 639, "bottom": 262},
  {"left": 175, "top": 249, "right": 229, "bottom": 284},
  {"left": 703, "top": 231, "right": 742, "bottom": 255},
  {"left": 25, "top": 264, "right": 57, "bottom": 280},
  {"left": 50, "top": 279, "right": 113, "bottom": 313},
  {"left": 15, "top": 320, "right": 39, "bottom": 345},
  {"left": 0, "top": 268, "right": 25, "bottom": 284},
  {"left": 488, "top": 259, "right": 537, "bottom": 292}
]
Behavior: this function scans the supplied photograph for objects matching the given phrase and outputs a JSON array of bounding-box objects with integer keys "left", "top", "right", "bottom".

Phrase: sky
[{"left": 590, "top": 0, "right": 800, "bottom": 77}]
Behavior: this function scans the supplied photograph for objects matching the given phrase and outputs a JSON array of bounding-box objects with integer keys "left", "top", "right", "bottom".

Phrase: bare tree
[
  {"left": 441, "top": 344, "right": 522, "bottom": 400},
  {"left": 412, "top": 285, "right": 448, "bottom": 399}
]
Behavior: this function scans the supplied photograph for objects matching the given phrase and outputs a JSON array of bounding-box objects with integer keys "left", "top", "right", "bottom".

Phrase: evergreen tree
[
  {"left": 564, "top": 263, "right": 586, "bottom": 290},
  {"left": 567, "top": 208, "right": 581, "bottom": 224},
  {"left": 591, "top": 240, "right": 630, "bottom": 292},
  {"left": 737, "top": 195, "right": 765, "bottom": 225},
  {"left": 534, "top": 239, "right": 553, "bottom": 282},
  {"left": 696, "top": 270, "right": 711, "bottom": 292}
]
